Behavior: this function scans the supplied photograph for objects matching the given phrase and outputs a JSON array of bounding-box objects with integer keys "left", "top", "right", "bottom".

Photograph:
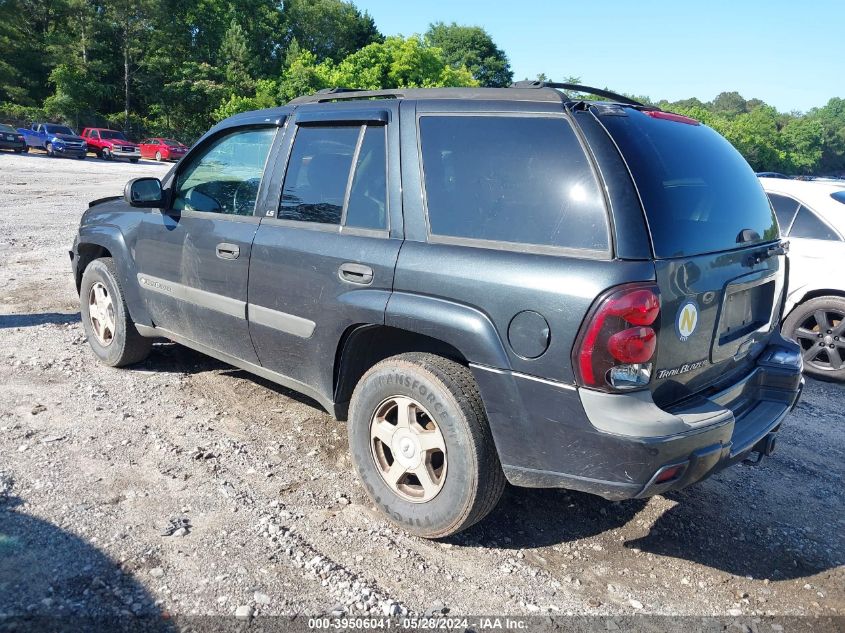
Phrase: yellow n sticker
[{"left": 676, "top": 301, "right": 698, "bottom": 341}]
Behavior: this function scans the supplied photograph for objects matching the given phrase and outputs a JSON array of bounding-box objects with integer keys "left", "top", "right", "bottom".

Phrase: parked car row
[{"left": 0, "top": 121, "right": 188, "bottom": 162}]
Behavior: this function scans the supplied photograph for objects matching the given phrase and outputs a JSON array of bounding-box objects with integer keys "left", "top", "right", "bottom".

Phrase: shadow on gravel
[
  {"left": 456, "top": 486, "right": 647, "bottom": 549},
  {"left": 0, "top": 312, "right": 80, "bottom": 328},
  {"left": 625, "top": 484, "right": 843, "bottom": 581},
  {"left": 0, "top": 493, "right": 174, "bottom": 631},
  {"left": 136, "top": 342, "right": 326, "bottom": 411}
]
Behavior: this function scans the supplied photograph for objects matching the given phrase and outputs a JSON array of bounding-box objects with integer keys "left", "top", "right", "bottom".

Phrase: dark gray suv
[{"left": 70, "top": 83, "right": 804, "bottom": 538}]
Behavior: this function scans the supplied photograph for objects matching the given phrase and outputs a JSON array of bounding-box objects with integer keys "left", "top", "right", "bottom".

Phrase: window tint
[
  {"left": 789, "top": 206, "right": 840, "bottom": 240},
  {"left": 46, "top": 125, "right": 74, "bottom": 135},
  {"left": 831, "top": 190, "right": 845, "bottom": 205},
  {"left": 602, "top": 110, "right": 778, "bottom": 257},
  {"left": 173, "top": 127, "right": 275, "bottom": 216},
  {"left": 767, "top": 193, "right": 800, "bottom": 235},
  {"left": 419, "top": 116, "right": 608, "bottom": 251},
  {"left": 279, "top": 126, "right": 359, "bottom": 224},
  {"left": 345, "top": 125, "right": 387, "bottom": 230}
]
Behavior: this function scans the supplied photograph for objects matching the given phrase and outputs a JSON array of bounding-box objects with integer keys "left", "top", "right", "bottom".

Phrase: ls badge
[{"left": 676, "top": 299, "right": 699, "bottom": 341}]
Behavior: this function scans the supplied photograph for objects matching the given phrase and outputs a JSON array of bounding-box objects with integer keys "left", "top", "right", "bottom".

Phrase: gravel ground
[{"left": 1, "top": 151, "right": 843, "bottom": 623}]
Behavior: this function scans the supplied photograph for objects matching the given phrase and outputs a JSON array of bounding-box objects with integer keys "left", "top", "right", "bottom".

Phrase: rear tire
[
  {"left": 130, "top": 158, "right": 139, "bottom": 163},
  {"left": 348, "top": 353, "right": 505, "bottom": 538},
  {"left": 80, "top": 258, "right": 151, "bottom": 367},
  {"left": 783, "top": 295, "right": 845, "bottom": 381},
  {"left": 155, "top": 151, "right": 162, "bottom": 161}
]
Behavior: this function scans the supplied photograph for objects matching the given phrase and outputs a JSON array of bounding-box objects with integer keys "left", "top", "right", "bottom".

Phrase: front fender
[
  {"left": 385, "top": 292, "right": 511, "bottom": 370},
  {"left": 77, "top": 224, "right": 152, "bottom": 327}
]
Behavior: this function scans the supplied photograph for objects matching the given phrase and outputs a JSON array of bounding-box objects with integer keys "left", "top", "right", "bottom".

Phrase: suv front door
[
  {"left": 246, "top": 103, "right": 403, "bottom": 403},
  {"left": 135, "top": 125, "right": 279, "bottom": 364}
]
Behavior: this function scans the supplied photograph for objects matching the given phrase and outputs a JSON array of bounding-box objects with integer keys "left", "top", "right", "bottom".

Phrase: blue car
[{"left": 17, "top": 123, "right": 88, "bottom": 159}]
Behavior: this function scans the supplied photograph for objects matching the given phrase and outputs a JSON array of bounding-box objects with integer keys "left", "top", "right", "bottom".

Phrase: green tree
[
  {"left": 781, "top": 117, "right": 824, "bottom": 173},
  {"left": 316, "top": 36, "right": 478, "bottom": 93},
  {"left": 283, "top": 0, "right": 382, "bottom": 63},
  {"left": 43, "top": 63, "right": 104, "bottom": 127},
  {"left": 220, "top": 19, "right": 256, "bottom": 94},
  {"left": 710, "top": 91, "right": 748, "bottom": 117},
  {"left": 424, "top": 22, "right": 512, "bottom": 87},
  {"left": 213, "top": 79, "right": 279, "bottom": 121}
]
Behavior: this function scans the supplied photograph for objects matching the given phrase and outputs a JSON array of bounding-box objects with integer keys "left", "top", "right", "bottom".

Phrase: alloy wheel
[
  {"left": 370, "top": 396, "right": 447, "bottom": 503},
  {"left": 793, "top": 308, "right": 845, "bottom": 371},
  {"left": 88, "top": 281, "right": 116, "bottom": 346}
]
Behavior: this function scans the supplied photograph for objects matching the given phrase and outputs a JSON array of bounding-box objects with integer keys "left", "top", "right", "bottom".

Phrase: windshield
[
  {"left": 0, "top": 124, "right": 15, "bottom": 132},
  {"left": 100, "top": 130, "right": 127, "bottom": 140},
  {"left": 46, "top": 125, "right": 75, "bottom": 135},
  {"left": 602, "top": 109, "right": 778, "bottom": 258}
]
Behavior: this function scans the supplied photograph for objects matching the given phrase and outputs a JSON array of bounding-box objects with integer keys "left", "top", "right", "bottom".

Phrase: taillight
[{"left": 573, "top": 283, "right": 660, "bottom": 391}]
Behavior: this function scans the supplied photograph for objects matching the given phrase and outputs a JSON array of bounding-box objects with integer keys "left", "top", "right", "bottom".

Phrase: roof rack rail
[
  {"left": 510, "top": 81, "right": 650, "bottom": 108},
  {"left": 288, "top": 87, "right": 405, "bottom": 105}
]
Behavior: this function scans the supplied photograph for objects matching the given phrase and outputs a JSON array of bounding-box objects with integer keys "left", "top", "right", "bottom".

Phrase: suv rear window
[
  {"left": 419, "top": 115, "right": 609, "bottom": 252},
  {"left": 602, "top": 109, "right": 778, "bottom": 258}
]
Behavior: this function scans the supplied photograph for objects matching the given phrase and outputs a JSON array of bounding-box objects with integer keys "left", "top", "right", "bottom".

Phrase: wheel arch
[
  {"left": 76, "top": 225, "right": 152, "bottom": 327},
  {"left": 333, "top": 324, "right": 473, "bottom": 421},
  {"left": 785, "top": 288, "right": 845, "bottom": 318}
]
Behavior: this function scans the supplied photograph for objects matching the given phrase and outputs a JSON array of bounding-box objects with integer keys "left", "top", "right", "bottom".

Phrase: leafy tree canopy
[{"left": 425, "top": 22, "right": 513, "bottom": 87}]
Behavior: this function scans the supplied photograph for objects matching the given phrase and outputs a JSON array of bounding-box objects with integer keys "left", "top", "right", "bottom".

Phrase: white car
[{"left": 759, "top": 177, "right": 845, "bottom": 380}]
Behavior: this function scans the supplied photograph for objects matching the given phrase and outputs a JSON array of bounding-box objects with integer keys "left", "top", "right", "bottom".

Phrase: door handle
[
  {"left": 339, "top": 262, "right": 374, "bottom": 285},
  {"left": 216, "top": 243, "right": 240, "bottom": 260}
]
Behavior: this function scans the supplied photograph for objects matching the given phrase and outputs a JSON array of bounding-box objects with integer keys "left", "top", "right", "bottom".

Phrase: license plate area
[
  {"left": 712, "top": 273, "right": 777, "bottom": 363},
  {"left": 720, "top": 280, "right": 775, "bottom": 344}
]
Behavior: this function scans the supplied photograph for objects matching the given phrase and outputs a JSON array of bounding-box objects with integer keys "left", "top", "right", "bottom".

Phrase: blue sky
[{"left": 353, "top": 0, "right": 842, "bottom": 113}]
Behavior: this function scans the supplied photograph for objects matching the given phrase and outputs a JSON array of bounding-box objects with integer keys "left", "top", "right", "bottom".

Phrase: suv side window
[
  {"left": 279, "top": 126, "right": 358, "bottom": 224},
  {"left": 173, "top": 127, "right": 275, "bottom": 216},
  {"left": 767, "top": 193, "right": 800, "bottom": 235},
  {"left": 345, "top": 125, "right": 387, "bottom": 230},
  {"left": 279, "top": 124, "right": 388, "bottom": 229},
  {"left": 419, "top": 115, "right": 609, "bottom": 252},
  {"left": 789, "top": 205, "right": 840, "bottom": 241}
]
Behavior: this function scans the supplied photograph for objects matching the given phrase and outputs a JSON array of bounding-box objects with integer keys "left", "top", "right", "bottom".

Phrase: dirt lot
[{"left": 1, "top": 151, "right": 843, "bottom": 623}]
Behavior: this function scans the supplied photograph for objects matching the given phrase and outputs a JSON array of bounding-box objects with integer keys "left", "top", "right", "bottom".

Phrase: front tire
[
  {"left": 783, "top": 295, "right": 845, "bottom": 381},
  {"left": 80, "top": 258, "right": 152, "bottom": 367},
  {"left": 46, "top": 142, "right": 55, "bottom": 157},
  {"left": 101, "top": 147, "right": 111, "bottom": 160},
  {"left": 348, "top": 353, "right": 505, "bottom": 538},
  {"left": 130, "top": 158, "right": 139, "bottom": 163}
]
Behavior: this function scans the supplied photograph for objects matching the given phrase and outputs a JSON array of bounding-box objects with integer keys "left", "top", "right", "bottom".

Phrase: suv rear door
[
  {"left": 594, "top": 106, "right": 785, "bottom": 407},
  {"left": 246, "top": 102, "right": 403, "bottom": 402},
  {"left": 134, "top": 124, "right": 279, "bottom": 363}
]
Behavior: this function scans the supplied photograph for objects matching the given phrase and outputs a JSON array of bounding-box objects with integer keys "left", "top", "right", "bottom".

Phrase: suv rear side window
[
  {"left": 789, "top": 206, "right": 840, "bottom": 240},
  {"left": 767, "top": 193, "right": 800, "bottom": 235},
  {"left": 419, "top": 115, "right": 609, "bottom": 252},
  {"left": 602, "top": 109, "right": 778, "bottom": 258}
]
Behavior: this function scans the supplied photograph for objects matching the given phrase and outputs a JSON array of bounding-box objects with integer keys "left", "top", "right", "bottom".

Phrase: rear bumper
[
  {"left": 0, "top": 140, "right": 26, "bottom": 150},
  {"left": 473, "top": 335, "right": 803, "bottom": 500}
]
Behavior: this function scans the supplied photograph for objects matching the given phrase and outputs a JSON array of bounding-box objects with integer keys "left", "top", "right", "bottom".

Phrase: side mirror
[{"left": 124, "top": 177, "right": 164, "bottom": 208}]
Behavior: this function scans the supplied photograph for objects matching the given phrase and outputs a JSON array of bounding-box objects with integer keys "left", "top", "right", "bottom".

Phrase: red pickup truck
[{"left": 81, "top": 128, "right": 141, "bottom": 162}]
